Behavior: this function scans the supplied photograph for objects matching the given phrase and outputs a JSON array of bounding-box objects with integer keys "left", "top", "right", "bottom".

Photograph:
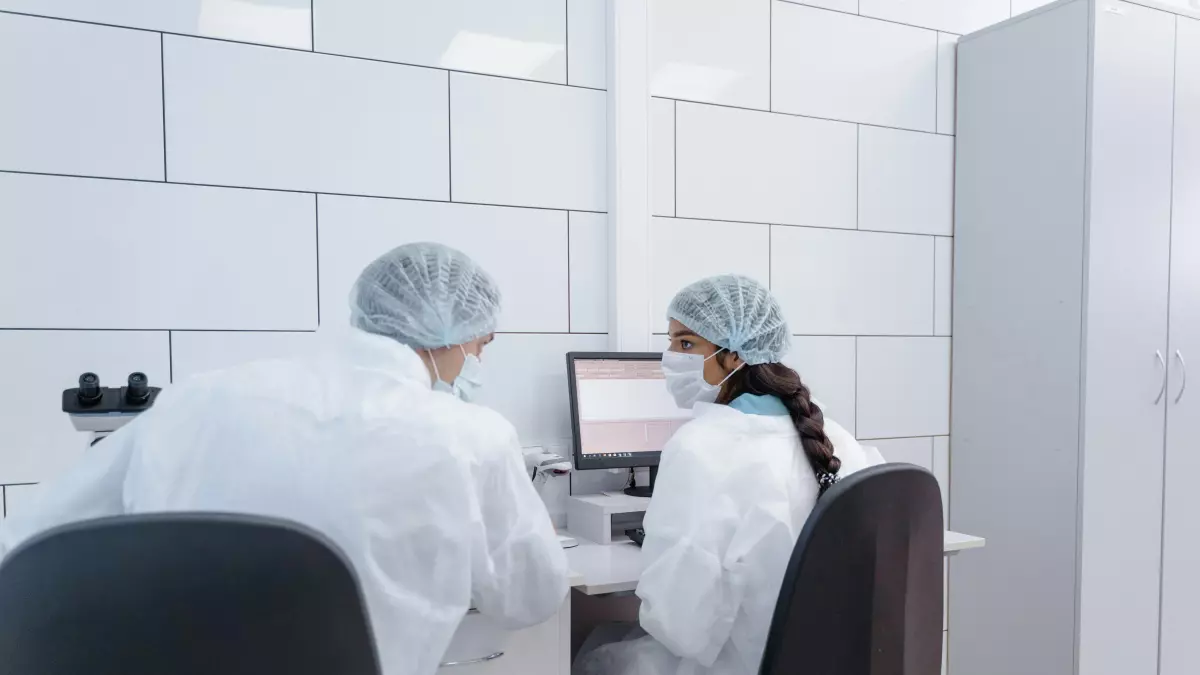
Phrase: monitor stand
[{"left": 623, "top": 465, "right": 658, "bottom": 498}]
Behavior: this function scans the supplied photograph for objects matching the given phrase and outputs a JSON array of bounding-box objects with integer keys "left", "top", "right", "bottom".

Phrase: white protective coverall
[
  {"left": 0, "top": 329, "right": 570, "bottom": 675},
  {"left": 575, "top": 402, "right": 882, "bottom": 675}
]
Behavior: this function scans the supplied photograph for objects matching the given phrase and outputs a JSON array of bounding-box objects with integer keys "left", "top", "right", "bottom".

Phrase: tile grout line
[
  {"left": 566, "top": 212, "right": 572, "bottom": 332},
  {"left": 447, "top": 73, "right": 453, "bottom": 202},
  {"left": 314, "top": 195, "right": 321, "bottom": 327},
  {"left": 650, "top": 94, "right": 952, "bottom": 137},
  {"left": 673, "top": 100, "right": 678, "bottom": 215},
  {"left": 168, "top": 330, "right": 174, "bottom": 383},
  {"left": 0, "top": 169, "right": 609, "bottom": 215},
  {"left": 0, "top": 328, "right": 609, "bottom": 336},
  {"left": 776, "top": 1, "right": 961, "bottom": 36},
  {"left": 0, "top": 10, "right": 607, "bottom": 93},
  {"left": 160, "top": 33, "right": 168, "bottom": 181},
  {"left": 309, "top": 0, "right": 315, "bottom": 50}
]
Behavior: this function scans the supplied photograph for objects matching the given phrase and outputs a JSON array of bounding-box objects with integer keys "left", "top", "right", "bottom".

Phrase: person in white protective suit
[
  {"left": 574, "top": 274, "right": 882, "bottom": 675},
  {"left": 0, "top": 242, "right": 570, "bottom": 675}
]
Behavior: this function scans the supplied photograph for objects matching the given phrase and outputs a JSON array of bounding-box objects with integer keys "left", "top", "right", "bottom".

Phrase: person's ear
[{"left": 719, "top": 351, "right": 744, "bottom": 373}]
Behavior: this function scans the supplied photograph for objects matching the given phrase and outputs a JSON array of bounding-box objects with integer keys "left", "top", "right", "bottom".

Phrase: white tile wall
[
  {"left": 0, "top": 330, "right": 170, "bottom": 483},
  {"left": 676, "top": 102, "right": 857, "bottom": 228},
  {"left": 858, "top": 126, "right": 954, "bottom": 235},
  {"left": 475, "top": 333, "right": 608, "bottom": 447},
  {"left": 858, "top": 0, "right": 1010, "bottom": 34},
  {"left": 772, "top": 3, "right": 939, "bottom": 132},
  {"left": 935, "top": 237, "right": 953, "bottom": 335},
  {"left": 652, "top": 98, "right": 677, "bottom": 217},
  {"left": 316, "top": 195, "right": 570, "bottom": 334},
  {"left": 170, "top": 331, "right": 324, "bottom": 382},
  {"left": 0, "top": 13, "right": 163, "bottom": 180},
  {"left": 787, "top": 0, "right": 858, "bottom": 12},
  {"left": 450, "top": 72, "right": 606, "bottom": 211},
  {"left": 856, "top": 337, "right": 951, "bottom": 439},
  {"left": 313, "top": 0, "right": 566, "bottom": 84},
  {"left": 770, "top": 227, "right": 935, "bottom": 336},
  {"left": 934, "top": 435, "right": 950, "bottom": 526},
  {"left": 568, "top": 212, "right": 610, "bottom": 334},
  {"left": 871, "top": 436, "right": 935, "bottom": 469},
  {"left": 784, "top": 336, "right": 857, "bottom": 435},
  {"left": 650, "top": 0, "right": 771, "bottom": 109},
  {"left": 650, "top": 217, "right": 771, "bottom": 326},
  {"left": 0, "top": 173, "right": 317, "bottom": 331},
  {"left": 567, "top": 0, "right": 607, "bottom": 89},
  {"left": 164, "top": 35, "right": 450, "bottom": 200},
  {"left": 0, "top": 0, "right": 312, "bottom": 49},
  {"left": 0, "top": 2, "right": 609, "bottom": 491}
]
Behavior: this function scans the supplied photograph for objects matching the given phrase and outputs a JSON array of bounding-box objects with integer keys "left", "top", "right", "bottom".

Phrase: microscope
[{"left": 62, "top": 372, "right": 162, "bottom": 445}]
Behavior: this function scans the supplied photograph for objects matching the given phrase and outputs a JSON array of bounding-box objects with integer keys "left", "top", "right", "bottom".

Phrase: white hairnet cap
[
  {"left": 350, "top": 242, "right": 501, "bottom": 349},
  {"left": 667, "top": 274, "right": 789, "bottom": 365}
]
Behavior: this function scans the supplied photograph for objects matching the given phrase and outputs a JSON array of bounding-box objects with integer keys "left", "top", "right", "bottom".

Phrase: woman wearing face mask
[
  {"left": 574, "top": 274, "right": 880, "bottom": 675},
  {"left": 1, "top": 243, "right": 569, "bottom": 675}
]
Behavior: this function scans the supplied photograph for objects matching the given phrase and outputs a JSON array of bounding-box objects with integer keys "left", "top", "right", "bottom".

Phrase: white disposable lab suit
[
  {"left": 0, "top": 329, "right": 570, "bottom": 675},
  {"left": 575, "top": 401, "right": 881, "bottom": 675}
]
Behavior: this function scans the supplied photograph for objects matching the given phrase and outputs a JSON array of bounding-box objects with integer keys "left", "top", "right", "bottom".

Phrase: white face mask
[
  {"left": 661, "top": 349, "right": 743, "bottom": 409},
  {"left": 429, "top": 345, "right": 484, "bottom": 402}
]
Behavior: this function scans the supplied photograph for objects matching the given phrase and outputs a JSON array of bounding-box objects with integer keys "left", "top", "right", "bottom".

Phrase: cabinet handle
[
  {"left": 440, "top": 652, "right": 505, "bottom": 667},
  {"left": 1175, "top": 350, "right": 1188, "bottom": 404},
  {"left": 1155, "top": 350, "right": 1168, "bottom": 404}
]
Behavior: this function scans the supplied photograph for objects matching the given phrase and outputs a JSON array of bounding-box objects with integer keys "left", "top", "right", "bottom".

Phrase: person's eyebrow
[{"left": 669, "top": 329, "right": 700, "bottom": 339}]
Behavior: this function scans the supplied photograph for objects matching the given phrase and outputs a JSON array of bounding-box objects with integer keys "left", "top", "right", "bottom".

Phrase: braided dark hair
[{"left": 716, "top": 359, "right": 841, "bottom": 496}]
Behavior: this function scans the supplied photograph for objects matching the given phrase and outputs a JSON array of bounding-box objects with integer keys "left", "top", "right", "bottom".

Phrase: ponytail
[{"left": 717, "top": 360, "right": 841, "bottom": 496}]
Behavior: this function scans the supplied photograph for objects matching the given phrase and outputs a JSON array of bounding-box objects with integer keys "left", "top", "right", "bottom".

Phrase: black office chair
[
  {"left": 759, "top": 463, "right": 944, "bottom": 675},
  {"left": 0, "top": 513, "right": 382, "bottom": 675}
]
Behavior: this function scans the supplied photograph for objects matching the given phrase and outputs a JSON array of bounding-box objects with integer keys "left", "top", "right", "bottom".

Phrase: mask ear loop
[{"left": 425, "top": 349, "right": 443, "bottom": 384}]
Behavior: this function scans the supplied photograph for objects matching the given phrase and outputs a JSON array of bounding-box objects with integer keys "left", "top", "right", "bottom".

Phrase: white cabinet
[
  {"left": 951, "top": 3, "right": 1200, "bottom": 675},
  {"left": 440, "top": 597, "right": 570, "bottom": 675}
]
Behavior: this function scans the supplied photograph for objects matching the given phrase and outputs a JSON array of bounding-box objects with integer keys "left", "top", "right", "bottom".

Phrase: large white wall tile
[
  {"left": 0, "top": 330, "right": 169, "bottom": 483},
  {"left": 856, "top": 336, "right": 950, "bottom": 438},
  {"left": 171, "top": 331, "right": 324, "bottom": 382},
  {"left": 475, "top": 333, "right": 608, "bottom": 446},
  {"left": 313, "top": 0, "right": 565, "bottom": 83},
  {"left": 650, "top": 217, "right": 771, "bottom": 326},
  {"left": 569, "top": 212, "right": 609, "bottom": 333},
  {"left": 0, "top": 0, "right": 311, "bottom": 48},
  {"left": 936, "top": 32, "right": 958, "bottom": 135},
  {"left": 317, "top": 195, "right": 568, "bottom": 333},
  {"left": 652, "top": 98, "right": 676, "bottom": 217},
  {"left": 0, "top": 174, "right": 317, "bottom": 330},
  {"left": 935, "top": 237, "right": 952, "bottom": 336},
  {"left": 770, "top": 227, "right": 935, "bottom": 336},
  {"left": 859, "top": 127, "right": 954, "bottom": 235},
  {"left": 676, "top": 103, "right": 857, "bottom": 228},
  {"left": 651, "top": 0, "right": 770, "bottom": 109},
  {"left": 450, "top": 73, "right": 606, "bottom": 211},
  {"left": 3, "top": 483, "right": 42, "bottom": 519},
  {"left": 870, "top": 436, "right": 935, "bottom": 470},
  {"left": 0, "top": 13, "right": 163, "bottom": 180},
  {"left": 783, "top": 336, "right": 857, "bottom": 435},
  {"left": 772, "top": 4, "right": 938, "bottom": 132},
  {"left": 568, "top": 0, "right": 607, "bottom": 89},
  {"left": 164, "top": 36, "right": 448, "bottom": 200},
  {"left": 858, "top": 0, "right": 1010, "bottom": 34}
]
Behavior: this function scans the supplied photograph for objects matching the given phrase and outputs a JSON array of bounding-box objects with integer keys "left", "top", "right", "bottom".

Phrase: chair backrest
[
  {"left": 759, "top": 463, "right": 944, "bottom": 675},
  {"left": 0, "top": 513, "right": 381, "bottom": 675}
]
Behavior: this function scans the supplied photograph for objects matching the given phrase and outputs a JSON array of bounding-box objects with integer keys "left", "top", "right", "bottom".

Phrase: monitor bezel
[{"left": 565, "top": 351, "right": 670, "bottom": 471}]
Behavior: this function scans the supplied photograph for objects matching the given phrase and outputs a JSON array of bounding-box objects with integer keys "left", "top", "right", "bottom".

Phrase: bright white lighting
[
  {"left": 652, "top": 63, "right": 742, "bottom": 101},
  {"left": 441, "top": 31, "right": 563, "bottom": 77},
  {"left": 199, "top": 0, "right": 311, "bottom": 49}
]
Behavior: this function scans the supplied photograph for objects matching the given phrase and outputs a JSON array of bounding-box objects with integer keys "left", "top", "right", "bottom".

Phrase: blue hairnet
[
  {"left": 350, "top": 242, "right": 501, "bottom": 349},
  {"left": 667, "top": 274, "right": 789, "bottom": 365}
]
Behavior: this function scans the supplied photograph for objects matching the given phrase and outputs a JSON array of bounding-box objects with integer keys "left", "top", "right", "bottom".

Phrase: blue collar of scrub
[{"left": 728, "top": 394, "right": 790, "bottom": 417}]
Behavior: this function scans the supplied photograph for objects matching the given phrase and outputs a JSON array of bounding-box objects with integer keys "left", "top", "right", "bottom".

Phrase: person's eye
[{"left": 681, "top": 340, "right": 694, "bottom": 350}]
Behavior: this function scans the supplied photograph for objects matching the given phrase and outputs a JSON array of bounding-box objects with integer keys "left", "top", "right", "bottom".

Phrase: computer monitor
[{"left": 566, "top": 352, "right": 693, "bottom": 479}]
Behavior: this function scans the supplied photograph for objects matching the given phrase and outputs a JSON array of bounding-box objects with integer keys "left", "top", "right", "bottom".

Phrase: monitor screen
[{"left": 570, "top": 356, "right": 693, "bottom": 465}]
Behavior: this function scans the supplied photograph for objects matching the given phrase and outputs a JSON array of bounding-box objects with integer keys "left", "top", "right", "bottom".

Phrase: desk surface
[{"left": 566, "top": 529, "right": 986, "bottom": 596}]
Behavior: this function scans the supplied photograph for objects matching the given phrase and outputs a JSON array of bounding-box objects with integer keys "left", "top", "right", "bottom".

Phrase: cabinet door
[
  {"left": 1078, "top": 4, "right": 1176, "bottom": 675},
  {"left": 1160, "top": 15, "right": 1200, "bottom": 675}
]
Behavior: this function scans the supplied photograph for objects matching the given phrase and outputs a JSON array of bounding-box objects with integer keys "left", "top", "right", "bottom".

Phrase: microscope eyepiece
[
  {"left": 77, "top": 372, "right": 102, "bottom": 406},
  {"left": 126, "top": 372, "right": 150, "bottom": 404}
]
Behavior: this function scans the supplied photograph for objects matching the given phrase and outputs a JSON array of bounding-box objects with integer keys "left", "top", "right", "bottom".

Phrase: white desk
[{"left": 566, "top": 530, "right": 986, "bottom": 596}]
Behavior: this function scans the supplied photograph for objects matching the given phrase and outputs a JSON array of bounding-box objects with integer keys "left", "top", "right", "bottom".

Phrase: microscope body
[{"left": 62, "top": 372, "right": 162, "bottom": 445}]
